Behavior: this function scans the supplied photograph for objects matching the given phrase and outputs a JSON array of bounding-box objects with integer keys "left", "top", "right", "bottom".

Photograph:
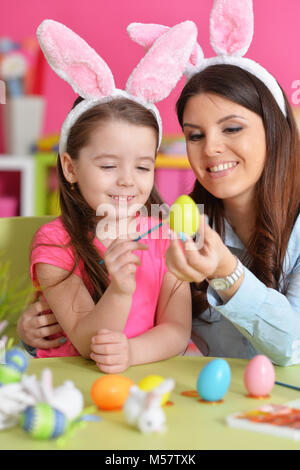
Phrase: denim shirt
[{"left": 192, "top": 214, "right": 300, "bottom": 366}]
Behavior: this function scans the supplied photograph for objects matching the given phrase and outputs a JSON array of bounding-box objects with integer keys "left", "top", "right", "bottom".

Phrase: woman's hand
[
  {"left": 17, "top": 300, "right": 64, "bottom": 349},
  {"left": 90, "top": 329, "right": 131, "bottom": 373},
  {"left": 166, "top": 215, "right": 237, "bottom": 283},
  {"left": 104, "top": 238, "right": 148, "bottom": 295}
]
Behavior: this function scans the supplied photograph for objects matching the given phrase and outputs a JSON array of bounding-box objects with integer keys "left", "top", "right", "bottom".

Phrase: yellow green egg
[
  {"left": 169, "top": 195, "right": 200, "bottom": 237},
  {"left": 0, "top": 364, "right": 22, "bottom": 385},
  {"left": 20, "top": 403, "right": 68, "bottom": 440}
]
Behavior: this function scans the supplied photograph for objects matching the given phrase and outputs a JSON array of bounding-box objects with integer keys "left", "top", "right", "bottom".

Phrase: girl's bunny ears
[
  {"left": 37, "top": 19, "right": 198, "bottom": 154},
  {"left": 128, "top": 0, "right": 286, "bottom": 117}
]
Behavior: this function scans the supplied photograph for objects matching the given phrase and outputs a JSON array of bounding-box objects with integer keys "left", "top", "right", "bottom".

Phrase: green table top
[{"left": 1, "top": 356, "right": 300, "bottom": 450}]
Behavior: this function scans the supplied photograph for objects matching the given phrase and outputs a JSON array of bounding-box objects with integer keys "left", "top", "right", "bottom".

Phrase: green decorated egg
[
  {"left": 5, "top": 347, "right": 29, "bottom": 373},
  {"left": 169, "top": 195, "right": 200, "bottom": 236},
  {"left": 20, "top": 403, "right": 69, "bottom": 440},
  {"left": 0, "top": 364, "right": 22, "bottom": 385}
]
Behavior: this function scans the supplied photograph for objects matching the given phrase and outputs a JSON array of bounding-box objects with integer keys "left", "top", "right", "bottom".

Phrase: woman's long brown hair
[
  {"left": 176, "top": 65, "right": 300, "bottom": 319},
  {"left": 33, "top": 97, "right": 166, "bottom": 304}
]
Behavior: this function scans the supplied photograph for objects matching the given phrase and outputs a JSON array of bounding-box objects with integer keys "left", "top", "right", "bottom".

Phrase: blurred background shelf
[{"left": 0, "top": 155, "right": 34, "bottom": 216}]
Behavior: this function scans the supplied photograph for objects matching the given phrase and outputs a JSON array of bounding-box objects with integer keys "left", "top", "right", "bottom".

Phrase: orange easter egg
[{"left": 91, "top": 375, "right": 135, "bottom": 411}]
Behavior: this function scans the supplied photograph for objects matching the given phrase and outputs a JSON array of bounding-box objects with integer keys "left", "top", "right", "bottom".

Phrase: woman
[{"left": 166, "top": 64, "right": 300, "bottom": 365}]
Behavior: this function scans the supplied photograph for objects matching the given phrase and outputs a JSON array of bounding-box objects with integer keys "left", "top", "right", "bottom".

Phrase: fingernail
[
  {"left": 168, "top": 229, "right": 175, "bottom": 240},
  {"left": 178, "top": 232, "right": 187, "bottom": 243},
  {"left": 59, "top": 337, "right": 67, "bottom": 344},
  {"left": 204, "top": 214, "right": 209, "bottom": 225}
]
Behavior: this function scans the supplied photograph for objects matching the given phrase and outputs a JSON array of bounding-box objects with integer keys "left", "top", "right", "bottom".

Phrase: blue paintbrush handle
[
  {"left": 275, "top": 381, "right": 300, "bottom": 392},
  {"left": 99, "top": 221, "right": 164, "bottom": 265}
]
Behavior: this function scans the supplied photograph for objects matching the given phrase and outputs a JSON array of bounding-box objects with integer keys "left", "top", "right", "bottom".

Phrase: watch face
[{"left": 211, "top": 278, "right": 230, "bottom": 291}]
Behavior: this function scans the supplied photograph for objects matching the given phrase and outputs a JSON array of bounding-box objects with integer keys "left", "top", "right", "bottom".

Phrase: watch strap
[{"left": 207, "top": 257, "right": 244, "bottom": 291}]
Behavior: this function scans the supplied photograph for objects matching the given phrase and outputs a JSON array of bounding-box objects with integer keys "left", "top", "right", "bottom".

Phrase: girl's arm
[
  {"left": 35, "top": 263, "right": 132, "bottom": 359},
  {"left": 90, "top": 271, "right": 192, "bottom": 372},
  {"left": 35, "top": 238, "right": 148, "bottom": 359},
  {"left": 128, "top": 272, "right": 192, "bottom": 365}
]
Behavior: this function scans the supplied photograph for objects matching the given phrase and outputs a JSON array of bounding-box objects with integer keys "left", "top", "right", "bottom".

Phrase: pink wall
[{"left": 0, "top": 0, "right": 299, "bottom": 137}]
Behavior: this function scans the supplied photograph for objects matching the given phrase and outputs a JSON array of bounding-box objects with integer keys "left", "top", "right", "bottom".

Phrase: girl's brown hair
[
  {"left": 176, "top": 64, "right": 300, "bottom": 319},
  {"left": 34, "top": 97, "right": 165, "bottom": 303}
]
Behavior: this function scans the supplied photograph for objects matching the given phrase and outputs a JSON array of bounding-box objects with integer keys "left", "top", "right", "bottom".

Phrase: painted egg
[
  {"left": 169, "top": 195, "right": 200, "bottom": 237},
  {"left": 5, "top": 347, "right": 29, "bottom": 373},
  {"left": 244, "top": 355, "right": 275, "bottom": 397},
  {"left": 0, "top": 364, "right": 22, "bottom": 385},
  {"left": 91, "top": 375, "right": 135, "bottom": 411},
  {"left": 196, "top": 359, "right": 231, "bottom": 402},
  {"left": 20, "top": 403, "right": 68, "bottom": 440},
  {"left": 138, "top": 374, "right": 170, "bottom": 406}
]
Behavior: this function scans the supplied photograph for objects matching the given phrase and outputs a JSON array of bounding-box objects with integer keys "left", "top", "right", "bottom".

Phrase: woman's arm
[
  {"left": 206, "top": 262, "right": 300, "bottom": 366},
  {"left": 32, "top": 238, "right": 148, "bottom": 359},
  {"left": 166, "top": 220, "right": 300, "bottom": 366},
  {"left": 90, "top": 271, "right": 192, "bottom": 372}
]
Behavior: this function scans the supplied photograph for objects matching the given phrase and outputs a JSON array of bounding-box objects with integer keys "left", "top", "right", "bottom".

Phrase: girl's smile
[{"left": 61, "top": 119, "right": 157, "bottom": 219}]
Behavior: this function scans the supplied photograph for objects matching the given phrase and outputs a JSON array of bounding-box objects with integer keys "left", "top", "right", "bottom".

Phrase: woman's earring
[{"left": 71, "top": 183, "right": 75, "bottom": 190}]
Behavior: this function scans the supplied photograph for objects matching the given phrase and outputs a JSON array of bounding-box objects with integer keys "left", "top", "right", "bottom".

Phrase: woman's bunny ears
[
  {"left": 37, "top": 19, "right": 198, "bottom": 154},
  {"left": 128, "top": 0, "right": 286, "bottom": 117}
]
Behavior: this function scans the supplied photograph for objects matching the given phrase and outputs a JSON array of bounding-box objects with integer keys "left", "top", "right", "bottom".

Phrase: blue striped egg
[
  {"left": 5, "top": 348, "right": 29, "bottom": 373},
  {"left": 20, "top": 403, "right": 68, "bottom": 440}
]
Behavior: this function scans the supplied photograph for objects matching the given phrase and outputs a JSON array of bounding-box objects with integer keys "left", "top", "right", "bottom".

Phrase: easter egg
[
  {"left": 196, "top": 359, "right": 231, "bottom": 402},
  {"left": 20, "top": 403, "right": 68, "bottom": 440},
  {"left": 138, "top": 375, "right": 170, "bottom": 406},
  {"left": 5, "top": 348, "right": 29, "bottom": 373},
  {"left": 244, "top": 355, "right": 275, "bottom": 397},
  {"left": 0, "top": 363, "right": 22, "bottom": 385},
  {"left": 91, "top": 375, "right": 135, "bottom": 411},
  {"left": 169, "top": 195, "right": 200, "bottom": 237}
]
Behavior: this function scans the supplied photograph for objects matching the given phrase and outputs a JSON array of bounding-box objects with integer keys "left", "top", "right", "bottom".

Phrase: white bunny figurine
[
  {"left": 21, "top": 368, "right": 84, "bottom": 420},
  {"left": 123, "top": 378, "right": 175, "bottom": 434},
  {"left": 0, "top": 383, "right": 36, "bottom": 430}
]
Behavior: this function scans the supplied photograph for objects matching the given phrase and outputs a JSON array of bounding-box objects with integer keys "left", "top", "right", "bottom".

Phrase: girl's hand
[
  {"left": 90, "top": 329, "right": 131, "bottom": 373},
  {"left": 104, "top": 238, "right": 148, "bottom": 295},
  {"left": 17, "top": 300, "right": 64, "bottom": 349},
  {"left": 166, "top": 216, "right": 236, "bottom": 283}
]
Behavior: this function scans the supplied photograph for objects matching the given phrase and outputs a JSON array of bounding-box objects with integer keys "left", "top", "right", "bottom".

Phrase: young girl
[
  {"left": 165, "top": 1, "right": 300, "bottom": 366},
  {"left": 17, "top": 19, "right": 198, "bottom": 372}
]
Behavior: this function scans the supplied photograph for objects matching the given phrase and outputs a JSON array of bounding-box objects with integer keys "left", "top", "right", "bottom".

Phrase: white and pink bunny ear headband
[
  {"left": 36, "top": 19, "right": 198, "bottom": 155},
  {"left": 128, "top": 0, "right": 286, "bottom": 118}
]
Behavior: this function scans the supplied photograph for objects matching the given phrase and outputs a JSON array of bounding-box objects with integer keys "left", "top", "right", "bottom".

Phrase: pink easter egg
[{"left": 243, "top": 355, "right": 275, "bottom": 397}]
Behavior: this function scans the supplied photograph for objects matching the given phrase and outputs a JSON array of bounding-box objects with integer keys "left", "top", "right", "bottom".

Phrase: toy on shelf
[
  {"left": 0, "top": 35, "right": 44, "bottom": 98},
  {"left": 31, "top": 134, "right": 59, "bottom": 153},
  {"left": 159, "top": 135, "right": 186, "bottom": 156},
  {"left": 244, "top": 355, "right": 275, "bottom": 398},
  {"left": 227, "top": 403, "right": 300, "bottom": 441},
  {"left": 91, "top": 374, "right": 135, "bottom": 411},
  {"left": 123, "top": 378, "right": 175, "bottom": 434}
]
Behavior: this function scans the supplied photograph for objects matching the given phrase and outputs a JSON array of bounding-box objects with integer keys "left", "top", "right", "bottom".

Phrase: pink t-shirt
[{"left": 30, "top": 216, "right": 170, "bottom": 358}]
